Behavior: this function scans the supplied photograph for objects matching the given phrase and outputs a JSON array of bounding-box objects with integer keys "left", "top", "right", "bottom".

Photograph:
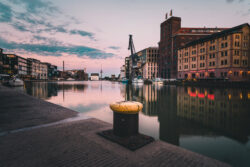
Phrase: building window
[
  {"left": 243, "top": 35, "right": 248, "bottom": 40},
  {"left": 221, "top": 52, "right": 224, "bottom": 57},
  {"left": 242, "top": 60, "right": 248, "bottom": 65},
  {"left": 236, "top": 35, "right": 240, "bottom": 39},
  {"left": 221, "top": 60, "right": 224, "bottom": 65},
  {"left": 221, "top": 43, "right": 224, "bottom": 48},
  {"left": 234, "top": 59, "right": 239, "bottom": 65},
  {"left": 222, "top": 36, "right": 227, "bottom": 40},
  {"left": 235, "top": 42, "right": 240, "bottom": 47},
  {"left": 235, "top": 50, "right": 239, "bottom": 56},
  {"left": 234, "top": 71, "right": 239, "bottom": 76}
]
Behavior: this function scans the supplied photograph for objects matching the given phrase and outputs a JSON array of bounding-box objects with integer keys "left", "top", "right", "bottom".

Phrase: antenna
[{"left": 100, "top": 65, "right": 103, "bottom": 80}]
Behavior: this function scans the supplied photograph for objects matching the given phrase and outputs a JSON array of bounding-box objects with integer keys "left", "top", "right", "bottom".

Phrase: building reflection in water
[
  {"left": 123, "top": 84, "right": 179, "bottom": 145},
  {"left": 177, "top": 86, "right": 250, "bottom": 144},
  {"left": 123, "top": 84, "right": 250, "bottom": 146},
  {"left": 24, "top": 81, "right": 86, "bottom": 100},
  {"left": 23, "top": 81, "right": 250, "bottom": 166}
]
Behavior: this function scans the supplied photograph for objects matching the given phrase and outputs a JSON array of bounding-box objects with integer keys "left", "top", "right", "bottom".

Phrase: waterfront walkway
[{"left": 0, "top": 85, "right": 230, "bottom": 167}]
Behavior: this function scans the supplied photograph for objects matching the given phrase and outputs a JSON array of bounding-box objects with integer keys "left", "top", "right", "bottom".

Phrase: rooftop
[{"left": 178, "top": 23, "right": 250, "bottom": 49}]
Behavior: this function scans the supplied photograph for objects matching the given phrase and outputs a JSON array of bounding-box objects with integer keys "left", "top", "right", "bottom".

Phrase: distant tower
[{"left": 100, "top": 65, "right": 103, "bottom": 80}]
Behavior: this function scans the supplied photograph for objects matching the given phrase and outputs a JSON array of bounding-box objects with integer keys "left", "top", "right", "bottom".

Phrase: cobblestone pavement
[
  {"left": 0, "top": 85, "right": 77, "bottom": 132},
  {"left": 0, "top": 85, "right": 231, "bottom": 167}
]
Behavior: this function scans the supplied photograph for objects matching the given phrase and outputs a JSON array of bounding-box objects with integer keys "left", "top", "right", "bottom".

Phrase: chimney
[{"left": 63, "top": 61, "right": 64, "bottom": 72}]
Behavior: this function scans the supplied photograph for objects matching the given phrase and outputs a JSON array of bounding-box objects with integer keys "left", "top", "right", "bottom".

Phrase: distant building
[
  {"left": 44, "top": 63, "right": 58, "bottom": 80},
  {"left": 111, "top": 74, "right": 116, "bottom": 80},
  {"left": 140, "top": 47, "right": 159, "bottom": 79},
  {"left": 90, "top": 73, "right": 99, "bottom": 80},
  {"left": 158, "top": 15, "right": 228, "bottom": 79},
  {"left": 125, "top": 57, "right": 130, "bottom": 79},
  {"left": 27, "top": 58, "right": 41, "bottom": 79},
  {"left": 76, "top": 70, "right": 86, "bottom": 80},
  {"left": 84, "top": 73, "right": 88, "bottom": 81},
  {"left": 178, "top": 23, "right": 250, "bottom": 81},
  {"left": 5, "top": 54, "right": 28, "bottom": 78},
  {"left": 119, "top": 65, "right": 126, "bottom": 79},
  {"left": 0, "top": 48, "right": 4, "bottom": 74},
  {"left": 39, "top": 63, "right": 48, "bottom": 80}
]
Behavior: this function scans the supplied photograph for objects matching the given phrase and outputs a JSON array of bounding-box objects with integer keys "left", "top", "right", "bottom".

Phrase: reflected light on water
[{"left": 22, "top": 81, "right": 250, "bottom": 167}]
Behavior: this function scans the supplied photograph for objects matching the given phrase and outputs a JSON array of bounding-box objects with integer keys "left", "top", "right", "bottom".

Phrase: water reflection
[{"left": 22, "top": 81, "right": 250, "bottom": 166}]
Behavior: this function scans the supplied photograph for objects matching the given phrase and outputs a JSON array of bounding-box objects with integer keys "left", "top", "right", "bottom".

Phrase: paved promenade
[{"left": 0, "top": 85, "right": 230, "bottom": 167}]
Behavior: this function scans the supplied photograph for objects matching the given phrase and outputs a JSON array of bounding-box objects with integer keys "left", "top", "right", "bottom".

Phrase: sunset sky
[{"left": 0, "top": 0, "right": 249, "bottom": 76}]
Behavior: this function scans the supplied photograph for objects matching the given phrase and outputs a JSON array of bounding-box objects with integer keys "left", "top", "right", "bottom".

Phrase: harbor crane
[{"left": 128, "top": 34, "right": 139, "bottom": 80}]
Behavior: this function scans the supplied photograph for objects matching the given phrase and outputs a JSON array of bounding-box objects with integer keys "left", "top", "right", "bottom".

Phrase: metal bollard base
[
  {"left": 98, "top": 129, "right": 154, "bottom": 151},
  {"left": 113, "top": 112, "right": 138, "bottom": 137}
]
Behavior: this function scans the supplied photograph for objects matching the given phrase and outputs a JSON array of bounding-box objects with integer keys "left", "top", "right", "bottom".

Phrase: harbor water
[{"left": 16, "top": 81, "right": 250, "bottom": 167}]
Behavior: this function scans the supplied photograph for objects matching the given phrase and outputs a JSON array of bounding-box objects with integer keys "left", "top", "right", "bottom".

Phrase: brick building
[
  {"left": 158, "top": 16, "right": 227, "bottom": 79},
  {"left": 178, "top": 23, "right": 250, "bottom": 81}
]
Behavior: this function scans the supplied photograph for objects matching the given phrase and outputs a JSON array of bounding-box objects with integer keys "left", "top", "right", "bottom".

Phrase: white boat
[
  {"left": 153, "top": 78, "right": 164, "bottom": 85},
  {"left": 132, "top": 77, "right": 143, "bottom": 84},
  {"left": 9, "top": 78, "right": 24, "bottom": 86},
  {"left": 66, "top": 78, "right": 75, "bottom": 81},
  {"left": 121, "top": 77, "right": 129, "bottom": 84}
]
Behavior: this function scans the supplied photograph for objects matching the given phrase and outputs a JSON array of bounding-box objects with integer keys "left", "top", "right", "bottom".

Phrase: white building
[
  {"left": 39, "top": 63, "right": 48, "bottom": 80},
  {"left": 140, "top": 47, "right": 159, "bottom": 79},
  {"left": 119, "top": 65, "right": 126, "bottom": 79},
  {"left": 90, "top": 73, "right": 99, "bottom": 81}
]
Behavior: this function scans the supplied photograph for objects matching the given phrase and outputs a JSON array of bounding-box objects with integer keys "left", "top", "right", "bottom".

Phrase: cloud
[
  {"left": 226, "top": 0, "right": 245, "bottom": 3},
  {"left": 70, "top": 30, "right": 94, "bottom": 38},
  {"left": 0, "top": 37, "right": 114, "bottom": 59},
  {"left": 108, "top": 46, "right": 121, "bottom": 50},
  {"left": 0, "top": 0, "right": 108, "bottom": 59},
  {"left": 8, "top": 0, "right": 59, "bottom": 14},
  {"left": 0, "top": 1, "right": 95, "bottom": 40},
  {"left": 0, "top": 2, "right": 12, "bottom": 22}
]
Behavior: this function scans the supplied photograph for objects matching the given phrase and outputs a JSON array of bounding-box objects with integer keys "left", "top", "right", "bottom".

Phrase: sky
[{"left": 0, "top": 0, "right": 249, "bottom": 76}]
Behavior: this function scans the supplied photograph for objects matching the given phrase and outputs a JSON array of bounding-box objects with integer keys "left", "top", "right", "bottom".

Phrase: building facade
[
  {"left": 158, "top": 16, "right": 227, "bottom": 79},
  {"left": 125, "top": 57, "right": 130, "bottom": 79},
  {"left": 39, "top": 63, "right": 48, "bottom": 80},
  {"left": 90, "top": 73, "right": 99, "bottom": 81},
  {"left": 27, "top": 58, "right": 41, "bottom": 79},
  {"left": 178, "top": 23, "right": 250, "bottom": 81},
  {"left": 44, "top": 63, "right": 58, "bottom": 80},
  {"left": 5, "top": 54, "right": 28, "bottom": 77},
  {"left": 140, "top": 47, "right": 159, "bottom": 79},
  {"left": 119, "top": 65, "right": 126, "bottom": 79}
]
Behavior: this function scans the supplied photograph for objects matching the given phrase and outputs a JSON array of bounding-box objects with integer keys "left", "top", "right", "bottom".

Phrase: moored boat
[
  {"left": 132, "top": 76, "right": 143, "bottom": 84},
  {"left": 9, "top": 77, "right": 24, "bottom": 86},
  {"left": 153, "top": 78, "right": 164, "bottom": 85},
  {"left": 121, "top": 77, "right": 129, "bottom": 84}
]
